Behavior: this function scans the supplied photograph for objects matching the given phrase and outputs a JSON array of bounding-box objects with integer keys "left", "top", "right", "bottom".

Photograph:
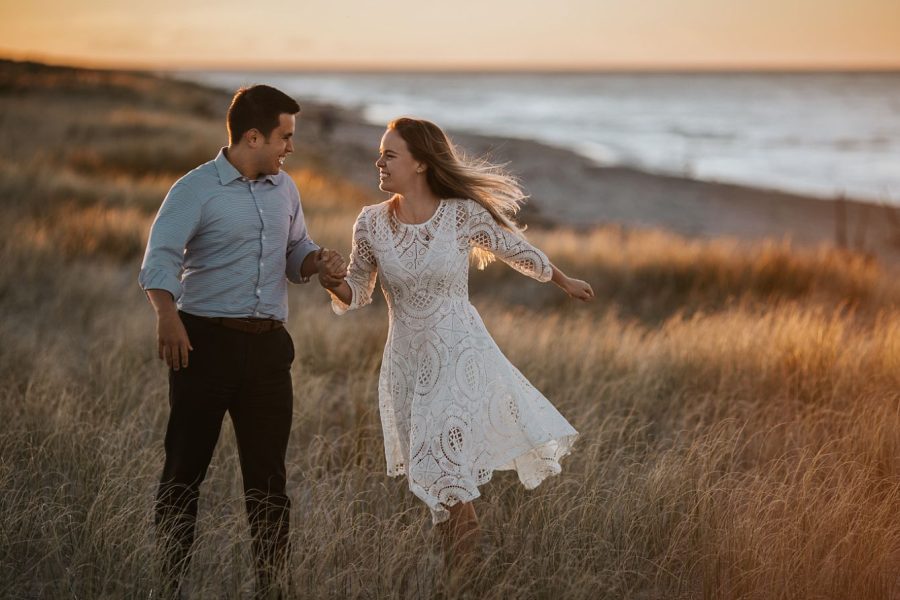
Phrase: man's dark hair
[{"left": 227, "top": 85, "right": 300, "bottom": 145}]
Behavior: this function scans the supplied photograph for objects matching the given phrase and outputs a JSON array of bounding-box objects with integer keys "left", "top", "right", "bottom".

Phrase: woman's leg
[{"left": 439, "top": 501, "right": 481, "bottom": 568}]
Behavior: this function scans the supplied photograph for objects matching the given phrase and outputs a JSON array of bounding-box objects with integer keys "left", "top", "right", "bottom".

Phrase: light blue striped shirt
[{"left": 138, "top": 148, "right": 320, "bottom": 321}]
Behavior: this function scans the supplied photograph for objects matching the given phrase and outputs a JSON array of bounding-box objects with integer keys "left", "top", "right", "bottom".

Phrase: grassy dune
[{"left": 0, "top": 60, "right": 898, "bottom": 599}]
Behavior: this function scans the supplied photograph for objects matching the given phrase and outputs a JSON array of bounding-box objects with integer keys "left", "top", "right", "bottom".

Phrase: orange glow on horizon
[
  {"left": 4, "top": 49, "right": 900, "bottom": 74},
  {"left": 1, "top": 0, "right": 899, "bottom": 72}
]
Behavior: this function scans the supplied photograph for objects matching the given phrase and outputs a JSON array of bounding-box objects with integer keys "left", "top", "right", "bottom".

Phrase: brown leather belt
[{"left": 190, "top": 314, "right": 284, "bottom": 334}]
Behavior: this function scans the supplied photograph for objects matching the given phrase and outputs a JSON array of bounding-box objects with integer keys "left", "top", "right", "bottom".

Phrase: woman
[{"left": 320, "top": 117, "right": 594, "bottom": 563}]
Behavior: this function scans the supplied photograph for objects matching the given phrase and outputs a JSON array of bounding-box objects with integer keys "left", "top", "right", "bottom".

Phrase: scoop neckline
[{"left": 390, "top": 198, "right": 445, "bottom": 227}]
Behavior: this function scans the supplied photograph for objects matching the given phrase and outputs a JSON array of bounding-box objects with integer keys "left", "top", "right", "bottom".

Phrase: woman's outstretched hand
[
  {"left": 550, "top": 263, "right": 594, "bottom": 301},
  {"left": 561, "top": 276, "right": 595, "bottom": 302}
]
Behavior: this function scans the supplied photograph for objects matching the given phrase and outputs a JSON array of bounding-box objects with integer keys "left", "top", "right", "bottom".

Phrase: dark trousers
[{"left": 155, "top": 311, "right": 295, "bottom": 591}]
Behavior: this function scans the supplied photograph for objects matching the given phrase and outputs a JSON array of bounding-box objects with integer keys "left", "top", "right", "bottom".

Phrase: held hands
[{"left": 315, "top": 248, "right": 347, "bottom": 289}]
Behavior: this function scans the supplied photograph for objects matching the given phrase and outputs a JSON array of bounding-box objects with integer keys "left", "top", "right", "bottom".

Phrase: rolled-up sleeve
[
  {"left": 285, "top": 189, "right": 320, "bottom": 284},
  {"left": 138, "top": 181, "right": 202, "bottom": 301}
]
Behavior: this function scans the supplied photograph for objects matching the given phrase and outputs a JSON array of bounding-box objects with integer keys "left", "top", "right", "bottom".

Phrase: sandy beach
[{"left": 294, "top": 101, "right": 900, "bottom": 267}]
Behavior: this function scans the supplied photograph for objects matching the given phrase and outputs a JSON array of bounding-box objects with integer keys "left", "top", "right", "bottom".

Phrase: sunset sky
[{"left": 1, "top": 0, "right": 898, "bottom": 71}]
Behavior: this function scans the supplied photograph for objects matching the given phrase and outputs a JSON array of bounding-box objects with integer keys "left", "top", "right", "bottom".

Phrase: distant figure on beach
[
  {"left": 138, "top": 85, "right": 345, "bottom": 598},
  {"left": 319, "top": 117, "right": 594, "bottom": 566}
]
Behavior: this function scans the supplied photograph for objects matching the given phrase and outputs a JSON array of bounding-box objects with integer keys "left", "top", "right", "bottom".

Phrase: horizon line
[{"left": 3, "top": 52, "right": 900, "bottom": 75}]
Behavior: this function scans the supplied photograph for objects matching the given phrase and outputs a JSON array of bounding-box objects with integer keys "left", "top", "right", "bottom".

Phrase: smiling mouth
[{"left": 278, "top": 156, "right": 286, "bottom": 165}]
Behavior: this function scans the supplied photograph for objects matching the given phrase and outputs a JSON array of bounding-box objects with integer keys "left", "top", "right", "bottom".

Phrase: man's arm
[
  {"left": 138, "top": 179, "right": 202, "bottom": 370},
  {"left": 139, "top": 180, "right": 202, "bottom": 304},
  {"left": 285, "top": 184, "right": 322, "bottom": 283},
  {"left": 146, "top": 289, "right": 192, "bottom": 371}
]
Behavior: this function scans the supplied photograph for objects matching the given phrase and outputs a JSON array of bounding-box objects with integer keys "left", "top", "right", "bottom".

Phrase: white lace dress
[{"left": 332, "top": 198, "right": 578, "bottom": 523}]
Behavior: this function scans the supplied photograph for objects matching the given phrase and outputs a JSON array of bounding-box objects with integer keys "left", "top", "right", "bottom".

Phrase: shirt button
[
  {"left": 262, "top": 235, "right": 266, "bottom": 240},
  {"left": 256, "top": 288, "right": 261, "bottom": 294},
  {"left": 259, "top": 261, "right": 264, "bottom": 266}
]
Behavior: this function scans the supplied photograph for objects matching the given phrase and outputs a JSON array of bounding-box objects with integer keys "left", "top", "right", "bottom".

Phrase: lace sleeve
[
  {"left": 467, "top": 200, "right": 552, "bottom": 282},
  {"left": 332, "top": 208, "right": 378, "bottom": 315}
]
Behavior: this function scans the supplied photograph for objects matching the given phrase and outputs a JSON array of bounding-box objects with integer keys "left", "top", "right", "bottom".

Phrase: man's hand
[
  {"left": 157, "top": 311, "right": 193, "bottom": 370},
  {"left": 315, "top": 248, "right": 347, "bottom": 289},
  {"left": 146, "top": 289, "right": 193, "bottom": 371}
]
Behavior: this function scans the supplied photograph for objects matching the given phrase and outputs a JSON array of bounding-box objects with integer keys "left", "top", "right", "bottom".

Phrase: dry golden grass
[{"left": 0, "top": 59, "right": 897, "bottom": 599}]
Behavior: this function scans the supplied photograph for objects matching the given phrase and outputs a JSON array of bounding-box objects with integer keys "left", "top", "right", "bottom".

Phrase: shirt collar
[{"left": 214, "top": 147, "right": 282, "bottom": 186}]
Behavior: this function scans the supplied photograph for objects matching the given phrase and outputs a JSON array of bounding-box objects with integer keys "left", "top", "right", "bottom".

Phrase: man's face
[{"left": 255, "top": 113, "right": 295, "bottom": 176}]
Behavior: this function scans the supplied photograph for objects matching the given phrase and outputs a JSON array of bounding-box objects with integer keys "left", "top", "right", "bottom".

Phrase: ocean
[{"left": 177, "top": 71, "right": 900, "bottom": 205}]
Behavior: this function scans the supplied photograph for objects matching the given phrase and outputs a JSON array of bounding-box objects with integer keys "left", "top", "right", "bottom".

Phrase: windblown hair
[
  {"left": 227, "top": 85, "right": 300, "bottom": 145},
  {"left": 388, "top": 117, "right": 529, "bottom": 269}
]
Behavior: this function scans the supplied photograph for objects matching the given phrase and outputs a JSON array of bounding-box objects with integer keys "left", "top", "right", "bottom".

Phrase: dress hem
[{"left": 390, "top": 431, "right": 579, "bottom": 525}]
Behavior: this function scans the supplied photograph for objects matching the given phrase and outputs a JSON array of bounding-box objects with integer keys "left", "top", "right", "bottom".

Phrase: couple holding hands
[{"left": 139, "top": 84, "right": 592, "bottom": 597}]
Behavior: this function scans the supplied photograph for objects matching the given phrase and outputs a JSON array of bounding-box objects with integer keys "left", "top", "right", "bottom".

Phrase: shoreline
[
  {"left": 171, "top": 70, "right": 900, "bottom": 204},
  {"left": 5, "top": 58, "right": 896, "bottom": 265},
  {"left": 294, "top": 100, "right": 900, "bottom": 265}
]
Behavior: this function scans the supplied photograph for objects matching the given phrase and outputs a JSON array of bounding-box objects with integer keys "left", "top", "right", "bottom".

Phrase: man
[{"left": 138, "top": 84, "right": 345, "bottom": 597}]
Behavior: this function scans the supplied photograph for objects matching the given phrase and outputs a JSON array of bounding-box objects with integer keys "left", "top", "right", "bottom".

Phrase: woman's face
[{"left": 375, "top": 128, "right": 422, "bottom": 194}]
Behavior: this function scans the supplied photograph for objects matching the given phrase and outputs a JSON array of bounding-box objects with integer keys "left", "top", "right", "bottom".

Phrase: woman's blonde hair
[{"left": 388, "top": 117, "right": 528, "bottom": 269}]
